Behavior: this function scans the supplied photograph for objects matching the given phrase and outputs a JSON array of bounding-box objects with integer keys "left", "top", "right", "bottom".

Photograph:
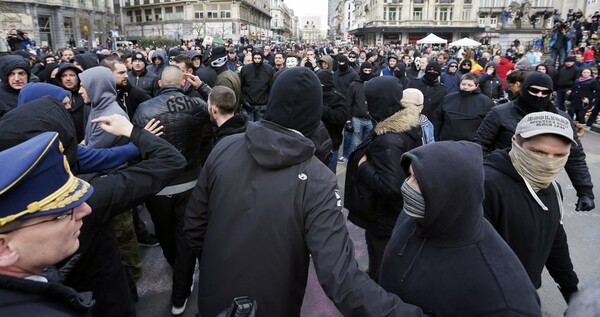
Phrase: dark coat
[
  {"left": 473, "top": 101, "right": 594, "bottom": 198},
  {"left": 346, "top": 106, "right": 422, "bottom": 236},
  {"left": 435, "top": 89, "right": 495, "bottom": 141},
  {"left": 321, "top": 87, "right": 348, "bottom": 150},
  {"left": 133, "top": 85, "right": 210, "bottom": 185},
  {"left": 483, "top": 149, "right": 579, "bottom": 300},
  {"left": 117, "top": 83, "right": 151, "bottom": 118},
  {"left": 440, "top": 59, "right": 460, "bottom": 94},
  {"left": 348, "top": 79, "right": 369, "bottom": 118},
  {"left": 556, "top": 65, "right": 579, "bottom": 89},
  {"left": 478, "top": 62, "right": 504, "bottom": 99},
  {"left": 0, "top": 275, "right": 94, "bottom": 316},
  {"left": 184, "top": 120, "right": 426, "bottom": 317},
  {"left": 379, "top": 141, "right": 542, "bottom": 317},
  {"left": 407, "top": 77, "right": 448, "bottom": 131},
  {"left": 239, "top": 63, "right": 274, "bottom": 106},
  {"left": 333, "top": 67, "right": 358, "bottom": 99},
  {"left": 0, "top": 55, "right": 30, "bottom": 118},
  {"left": 213, "top": 113, "right": 247, "bottom": 143},
  {"left": 569, "top": 77, "right": 600, "bottom": 110},
  {"left": 128, "top": 68, "right": 159, "bottom": 97}
]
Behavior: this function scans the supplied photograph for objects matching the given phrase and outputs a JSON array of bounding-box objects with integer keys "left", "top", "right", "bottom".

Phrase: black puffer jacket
[
  {"left": 129, "top": 68, "right": 159, "bottom": 97},
  {"left": 0, "top": 275, "right": 94, "bottom": 316},
  {"left": 478, "top": 62, "right": 504, "bottom": 99},
  {"left": 407, "top": 77, "right": 448, "bottom": 131},
  {"left": 348, "top": 79, "right": 369, "bottom": 118},
  {"left": 117, "top": 82, "right": 151, "bottom": 118},
  {"left": 474, "top": 101, "right": 594, "bottom": 198},
  {"left": 435, "top": 89, "right": 495, "bottom": 141},
  {"left": 133, "top": 85, "right": 210, "bottom": 185},
  {"left": 0, "top": 55, "right": 30, "bottom": 118},
  {"left": 322, "top": 87, "right": 348, "bottom": 150},
  {"left": 333, "top": 67, "right": 358, "bottom": 99}
]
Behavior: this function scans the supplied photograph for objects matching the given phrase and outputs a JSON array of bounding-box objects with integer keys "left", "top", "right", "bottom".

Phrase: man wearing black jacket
[
  {"left": 239, "top": 48, "right": 274, "bottom": 121},
  {"left": 555, "top": 56, "right": 579, "bottom": 112},
  {"left": 407, "top": 62, "right": 448, "bottom": 133},
  {"left": 56, "top": 63, "right": 87, "bottom": 142},
  {"left": 0, "top": 55, "right": 30, "bottom": 118},
  {"left": 129, "top": 52, "right": 159, "bottom": 97},
  {"left": 474, "top": 72, "right": 595, "bottom": 211},
  {"left": 133, "top": 66, "right": 210, "bottom": 315},
  {"left": 101, "top": 58, "right": 151, "bottom": 118},
  {"left": 317, "top": 70, "right": 348, "bottom": 172},
  {"left": 483, "top": 111, "right": 580, "bottom": 304},
  {"left": 348, "top": 62, "right": 373, "bottom": 151}
]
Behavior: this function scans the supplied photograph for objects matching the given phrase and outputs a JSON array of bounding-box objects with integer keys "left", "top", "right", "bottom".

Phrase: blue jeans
[
  {"left": 555, "top": 88, "right": 569, "bottom": 112},
  {"left": 342, "top": 128, "right": 352, "bottom": 160},
  {"left": 352, "top": 117, "right": 373, "bottom": 150},
  {"left": 328, "top": 149, "right": 338, "bottom": 173},
  {"left": 241, "top": 104, "right": 267, "bottom": 122},
  {"left": 551, "top": 48, "right": 567, "bottom": 68}
]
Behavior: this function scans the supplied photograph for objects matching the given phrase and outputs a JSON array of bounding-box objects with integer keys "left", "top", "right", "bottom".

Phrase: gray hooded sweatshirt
[{"left": 80, "top": 66, "right": 129, "bottom": 148}]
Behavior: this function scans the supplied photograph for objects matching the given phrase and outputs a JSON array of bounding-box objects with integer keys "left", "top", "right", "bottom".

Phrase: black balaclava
[
  {"left": 337, "top": 55, "right": 349, "bottom": 72},
  {"left": 359, "top": 61, "right": 372, "bottom": 82},
  {"left": 423, "top": 62, "right": 442, "bottom": 86},
  {"left": 348, "top": 52, "right": 358, "bottom": 66},
  {"left": 459, "top": 59, "right": 472, "bottom": 75},
  {"left": 251, "top": 48, "right": 264, "bottom": 77},
  {"left": 516, "top": 72, "right": 556, "bottom": 114},
  {"left": 317, "top": 70, "right": 333, "bottom": 91},
  {"left": 394, "top": 63, "right": 407, "bottom": 80}
]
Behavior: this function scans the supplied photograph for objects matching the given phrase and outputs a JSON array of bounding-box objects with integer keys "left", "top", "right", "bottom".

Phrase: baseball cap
[{"left": 515, "top": 112, "right": 576, "bottom": 144}]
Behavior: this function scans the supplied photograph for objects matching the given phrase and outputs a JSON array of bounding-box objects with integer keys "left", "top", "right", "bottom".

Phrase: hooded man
[
  {"left": 380, "top": 53, "right": 398, "bottom": 76},
  {"left": 347, "top": 51, "right": 360, "bottom": 72},
  {"left": 208, "top": 46, "right": 242, "bottom": 112},
  {"left": 348, "top": 61, "right": 374, "bottom": 150},
  {"left": 483, "top": 111, "right": 580, "bottom": 304},
  {"left": 333, "top": 54, "right": 358, "bottom": 100},
  {"left": 184, "top": 67, "right": 426, "bottom": 317},
  {"left": 55, "top": 63, "right": 86, "bottom": 142},
  {"left": 407, "top": 62, "right": 448, "bottom": 132},
  {"left": 441, "top": 59, "right": 460, "bottom": 94},
  {"left": 0, "top": 55, "right": 30, "bottom": 118},
  {"left": 378, "top": 141, "right": 542, "bottom": 316},
  {"left": 317, "top": 70, "right": 348, "bottom": 173},
  {"left": 475, "top": 72, "right": 595, "bottom": 211},
  {"left": 79, "top": 66, "right": 129, "bottom": 148},
  {"left": 72, "top": 52, "right": 99, "bottom": 71},
  {"left": 239, "top": 48, "right": 274, "bottom": 121},
  {"left": 478, "top": 61, "right": 503, "bottom": 99},
  {"left": 129, "top": 52, "right": 160, "bottom": 97},
  {"left": 345, "top": 75, "right": 422, "bottom": 282},
  {"left": 147, "top": 49, "right": 168, "bottom": 77},
  {"left": 435, "top": 73, "right": 495, "bottom": 141}
]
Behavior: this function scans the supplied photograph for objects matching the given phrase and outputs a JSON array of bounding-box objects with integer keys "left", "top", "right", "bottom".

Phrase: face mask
[
  {"left": 401, "top": 179, "right": 425, "bottom": 222},
  {"left": 413, "top": 59, "right": 421, "bottom": 71},
  {"left": 423, "top": 72, "right": 439, "bottom": 85},
  {"left": 286, "top": 58, "right": 297, "bottom": 68},
  {"left": 517, "top": 86, "right": 552, "bottom": 113},
  {"left": 348, "top": 55, "right": 357, "bottom": 63},
  {"left": 360, "top": 71, "right": 372, "bottom": 81},
  {"left": 338, "top": 63, "right": 349, "bottom": 72},
  {"left": 509, "top": 141, "right": 569, "bottom": 192}
]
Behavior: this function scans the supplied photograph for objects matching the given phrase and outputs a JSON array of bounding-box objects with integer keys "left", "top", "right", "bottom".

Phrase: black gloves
[
  {"left": 575, "top": 195, "right": 595, "bottom": 211},
  {"left": 344, "top": 121, "right": 354, "bottom": 133},
  {"left": 558, "top": 285, "right": 578, "bottom": 304}
]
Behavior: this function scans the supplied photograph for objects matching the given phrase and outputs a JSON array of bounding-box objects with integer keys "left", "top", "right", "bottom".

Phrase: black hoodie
[
  {"left": 379, "top": 141, "right": 542, "bottom": 317},
  {"left": 56, "top": 63, "right": 87, "bottom": 142},
  {"left": 435, "top": 88, "right": 495, "bottom": 141},
  {"left": 240, "top": 54, "right": 274, "bottom": 106},
  {"left": 0, "top": 55, "right": 30, "bottom": 118}
]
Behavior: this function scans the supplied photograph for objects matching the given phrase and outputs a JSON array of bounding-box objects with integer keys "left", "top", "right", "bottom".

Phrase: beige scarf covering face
[{"left": 509, "top": 141, "right": 569, "bottom": 192}]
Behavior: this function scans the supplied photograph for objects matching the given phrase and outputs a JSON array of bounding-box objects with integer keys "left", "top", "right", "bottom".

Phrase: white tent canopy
[
  {"left": 449, "top": 38, "right": 482, "bottom": 47},
  {"left": 416, "top": 33, "right": 447, "bottom": 44}
]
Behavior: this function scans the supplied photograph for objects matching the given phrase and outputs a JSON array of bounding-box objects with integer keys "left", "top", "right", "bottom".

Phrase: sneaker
[
  {"left": 171, "top": 299, "right": 188, "bottom": 316},
  {"left": 137, "top": 234, "right": 159, "bottom": 247},
  {"left": 337, "top": 157, "right": 348, "bottom": 164}
]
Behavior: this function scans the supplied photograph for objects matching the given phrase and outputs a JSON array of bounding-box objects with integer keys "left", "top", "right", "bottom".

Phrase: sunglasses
[
  {"left": 527, "top": 86, "right": 551, "bottom": 96},
  {"left": 462, "top": 64, "right": 471, "bottom": 67},
  {"left": 449, "top": 65, "right": 458, "bottom": 68}
]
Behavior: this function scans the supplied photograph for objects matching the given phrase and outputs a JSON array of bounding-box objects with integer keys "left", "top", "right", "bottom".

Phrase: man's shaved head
[{"left": 160, "top": 66, "right": 184, "bottom": 86}]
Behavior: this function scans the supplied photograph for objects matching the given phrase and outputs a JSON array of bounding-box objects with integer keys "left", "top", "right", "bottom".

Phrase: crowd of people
[{"left": 0, "top": 24, "right": 599, "bottom": 317}]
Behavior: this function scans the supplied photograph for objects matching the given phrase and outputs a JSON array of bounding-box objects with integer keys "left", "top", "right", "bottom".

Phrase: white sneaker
[{"left": 171, "top": 299, "right": 188, "bottom": 316}]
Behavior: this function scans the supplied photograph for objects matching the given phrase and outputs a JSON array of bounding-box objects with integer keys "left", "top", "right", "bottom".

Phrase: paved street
[{"left": 136, "top": 131, "right": 600, "bottom": 317}]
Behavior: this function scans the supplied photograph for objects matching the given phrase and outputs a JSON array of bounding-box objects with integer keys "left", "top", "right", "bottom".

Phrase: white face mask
[
  {"left": 286, "top": 58, "right": 297, "bottom": 68},
  {"left": 509, "top": 141, "right": 569, "bottom": 192}
]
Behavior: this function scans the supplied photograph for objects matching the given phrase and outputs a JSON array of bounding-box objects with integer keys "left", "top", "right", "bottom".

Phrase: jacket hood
[
  {"left": 319, "top": 55, "right": 334, "bottom": 68},
  {"left": 265, "top": 67, "right": 323, "bottom": 137},
  {"left": 245, "top": 121, "right": 315, "bottom": 169},
  {"left": 445, "top": 59, "right": 458, "bottom": 74},
  {"left": 17, "top": 83, "right": 70, "bottom": 106},
  {"left": 484, "top": 61, "right": 498, "bottom": 74},
  {"left": 374, "top": 105, "right": 421, "bottom": 135},
  {"left": 79, "top": 66, "right": 117, "bottom": 110},
  {"left": 72, "top": 53, "right": 98, "bottom": 70},
  {"left": 0, "top": 55, "right": 31, "bottom": 86},
  {"left": 484, "top": 148, "right": 521, "bottom": 182},
  {"left": 395, "top": 62, "right": 407, "bottom": 78},
  {"left": 55, "top": 63, "right": 82, "bottom": 80},
  {"left": 400, "top": 141, "right": 484, "bottom": 246},
  {"left": 364, "top": 76, "right": 403, "bottom": 122},
  {"left": 151, "top": 50, "right": 168, "bottom": 65},
  {"left": 0, "top": 96, "right": 78, "bottom": 168},
  {"left": 38, "top": 63, "right": 60, "bottom": 83},
  {"left": 515, "top": 57, "right": 533, "bottom": 71}
]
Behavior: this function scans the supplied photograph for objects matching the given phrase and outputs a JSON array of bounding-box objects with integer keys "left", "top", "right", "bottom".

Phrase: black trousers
[
  {"left": 145, "top": 190, "right": 196, "bottom": 306},
  {"left": 365, "top": 231, "right": 390, "bottom": 283}
]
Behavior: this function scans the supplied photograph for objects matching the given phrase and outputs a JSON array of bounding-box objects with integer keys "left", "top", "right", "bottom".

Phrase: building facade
[
  {"left": 300, "top": 16, "right": 323, "bottom": 43},
  {"left": 270, "top": 0, "right": 293, "bottom": 42},
  {"left": 0, "top": 0, "right": 114, "bottom": 49},
  {"left": 121, "top": 0, "right": 272, "bottom": 44}
]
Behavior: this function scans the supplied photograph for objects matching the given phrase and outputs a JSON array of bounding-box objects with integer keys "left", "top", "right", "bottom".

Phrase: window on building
[
  {"left": 145, "top": 9, "right": 152, "bottom": 21},
  {"left": 413, "top": 0, "right": 424, "bottom": 4},
  {"left": 126, "top": 10, "right": 133, "bottom": 23},
  {"left": 464, "top": 0, "right": 472, "bottom": 3},
  {"left": 143, "top": 0, "right": 149, "bottom": 4},
  {"left": 207, "top": 11, "right": 218, "bottom": 18},
  {"left": 490, "top": 15, "right": 498, "bottom": 26},
  {"left": 135, "top": 9, "right": 142, "bottom": 22},
  {"left": 384, "top": 0, "right": 402, "bottom": 2},
  {"left": 220, "top": 11, "right": 231, "bottom": 18},
  {"left": 164, "top": 7, "right": 173, "bottom": 20},
  {"left": 194, "top": 11, "right": 203, "bottom": 19},
  {"left": 384, "top": 7, "right": 398, "bottom": 20},
  {"left": 175, "top": 6, "right": 183, "bottom": 19},
  {"left": 153, "top": 0, "right": 159, "bottom": 3},
  {"left": 413, "top": 7, "right": 423, "bottom": 20},
  {"left": 462, "top": 9, "right": 471, "bottom": 20},
  {"left": 155, "top": 9, "right": 162, "bottom": 21},
  {"left": 436, "top": 7, "right": 452, "bottom": 20},
  {"left": 435, "top": 0, "right": 453, "bottom": 3}
]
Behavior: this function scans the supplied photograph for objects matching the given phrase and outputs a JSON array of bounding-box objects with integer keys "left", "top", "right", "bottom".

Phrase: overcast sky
[{"left": 283, "top": 0, "right": 327, "bottom": 21}]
